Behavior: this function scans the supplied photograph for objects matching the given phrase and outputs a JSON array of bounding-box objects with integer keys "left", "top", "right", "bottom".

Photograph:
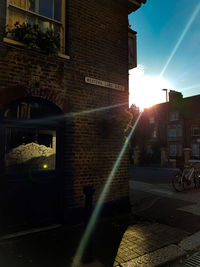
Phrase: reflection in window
[
  {"left": 39, "top": 0, "right": 53, "bottom": 18},
  {"left": 5, "top": 128, "right": 56, "bottom": 172}
]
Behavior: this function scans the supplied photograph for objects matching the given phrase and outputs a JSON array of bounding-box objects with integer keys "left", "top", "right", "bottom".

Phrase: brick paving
[
  {"left": 113, "top": 222, "right": 189, "bottom": 266},
  {"left": 0, "top": 220, "right": 190, "bottom": 267}
]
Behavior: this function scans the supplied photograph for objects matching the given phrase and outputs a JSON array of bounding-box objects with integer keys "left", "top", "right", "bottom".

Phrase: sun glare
[{"left": 129, "top": 66, "right": 173, "bottom": 110}]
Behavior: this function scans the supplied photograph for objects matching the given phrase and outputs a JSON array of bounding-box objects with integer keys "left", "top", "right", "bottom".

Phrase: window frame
[
  {"left": 169, "top": 112, "right": 179, "bottom": 121},
  {"left": 169, "top": 144, "right": 176, "bottom": 156},
  {"left": 168, "top": 124, "right": 182, "bottom": 137},
  {"left": 192, "top": 126, "right": 200, "bottom": 137},
  {"left": 192, "top": 143, "right": 200, "bottom": 157},
  {"left": 169, "top": 143, "right": 182, "bottom": 157},
  {"left": 0, "top": 97, "right": 63, "bottom": 175},
  {"left": 6, "top": 0, "right": 66, "bottom": 53},
  {"left": 149, "top": 116, "right": 155, "bottom": 124},
  {"left": 4, "top": 125, "right": 57, "bottom": 173}
]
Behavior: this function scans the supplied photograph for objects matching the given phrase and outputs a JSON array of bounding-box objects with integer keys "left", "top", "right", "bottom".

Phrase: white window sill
[
  {"left": 3, "top": 37, "right": 70, "bottom": 60},
  {"left": 3, "top": 37, "right": 25, "bottom": 47},
  {"left": 57, "top": 52, "right": 70, "bottom": 60}
]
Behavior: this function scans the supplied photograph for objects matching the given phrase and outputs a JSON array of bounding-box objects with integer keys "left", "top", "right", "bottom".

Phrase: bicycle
[{"left": 172, "top": 163, "right": 200, "bottom": 192}]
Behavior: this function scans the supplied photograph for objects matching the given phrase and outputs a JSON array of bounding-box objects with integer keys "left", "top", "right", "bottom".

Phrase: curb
[{"left": 117, "top": 231, "right": 200, "bottom": 267}]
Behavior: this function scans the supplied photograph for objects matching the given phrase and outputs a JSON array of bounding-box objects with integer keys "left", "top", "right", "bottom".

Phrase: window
[
  {"left": 168, "top": 125, "right": 182, "bottom": 137},
  {"left": 1, "top": 97, "right": 63, "bottom": 173},
  {"left": 192, "top": 144, "right": 199, "bottom": 157},
  {"left": 192, "top": 127, "right": 200, "bottom": 136},
  {"left": 169, "top": 144, "right": 176, "bottom": 156},
  {"left": 5, "top": 128, "right": 56, "bottom": 172},
  {"left": 177, "top": 125, "right": 182, "bottom": 137},
  {"left": 170, "top": 112, "right": 179, "bottom": 121},
  {"left": 152, "top": 128, "right": 157, "bottom": 138},
  {"left": 147, "top": 145, "right": 153, "bottom": 154},
  {"left": 149, "top": 117, "right": 155, "bottom": 124},
  {"left": 7, "top": 0, "right": 65, "bottom": 52},
  {"left": 169, "top": 127, "right": 176, "bottom": 137},
  {"left": 128, "top": 30, "right": 137, "bottom": 69},
  {"left": 169, "top": 144, "right": 182, "bottom": 156}
]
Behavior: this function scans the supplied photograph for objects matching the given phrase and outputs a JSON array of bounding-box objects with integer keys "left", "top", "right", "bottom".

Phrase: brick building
[
  {"left": 131, "top": 102, "right": 168, "bottom": 165},
  {"left": 132, "top": 91, "right": 200, "bottom": 168},
  {"left": 168, "top": 91, "right": 200, "bottom": 167},
  {"left": 0, "top": 0, "right": 146, "bottom": 232}
]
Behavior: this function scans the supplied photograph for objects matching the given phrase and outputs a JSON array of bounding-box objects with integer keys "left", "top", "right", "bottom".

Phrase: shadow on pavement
[{"left": 0, "top": 214, "right": 134, "bottom": 267}]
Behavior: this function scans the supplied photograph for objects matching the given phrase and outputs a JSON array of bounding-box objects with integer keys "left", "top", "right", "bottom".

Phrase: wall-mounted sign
[{"left": 85, "top": 77, "right": 125, "bottom": 91}]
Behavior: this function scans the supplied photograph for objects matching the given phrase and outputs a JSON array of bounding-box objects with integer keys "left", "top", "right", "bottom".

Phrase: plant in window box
[{"left": 6, "top": 22, "right": 60, "bottom": 55}]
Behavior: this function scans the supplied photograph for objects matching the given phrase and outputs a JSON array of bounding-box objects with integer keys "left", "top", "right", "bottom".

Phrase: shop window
[
  {"left": 1, "top": 97, "right": 62, "bottom": 173},
  {"left": 5, "top": 128, "right": 56, "bottom": 172}
]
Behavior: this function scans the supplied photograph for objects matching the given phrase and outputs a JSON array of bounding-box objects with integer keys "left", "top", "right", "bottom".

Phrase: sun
[{"left": 129, "top": 66, "right": 173, "bottom": 110}]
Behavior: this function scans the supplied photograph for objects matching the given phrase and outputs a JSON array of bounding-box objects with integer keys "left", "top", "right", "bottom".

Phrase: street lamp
[{"left": 162, "top": 89, "right": 168, "bottom": 102}]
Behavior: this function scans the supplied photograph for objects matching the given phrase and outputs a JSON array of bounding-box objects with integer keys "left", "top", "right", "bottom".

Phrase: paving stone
[
  {"left": 179, "top": 231, "right": 200, "bottom": 251},
  {"left": 120, "top": 245, "right": 186, "bottom": 267},
  {"left": 114, "top": 222, "right": 189, "bottom": 266}
]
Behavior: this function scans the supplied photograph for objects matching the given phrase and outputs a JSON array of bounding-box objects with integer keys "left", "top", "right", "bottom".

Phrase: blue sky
[{"left": 129, "top": 0, "right": 200, "bottom": 106}]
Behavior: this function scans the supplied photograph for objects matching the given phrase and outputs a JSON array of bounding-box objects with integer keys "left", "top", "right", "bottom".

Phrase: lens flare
[
  {"left": 71, "top": 112, "right": 142, "bottom": 267},
  {"left": 159, "top": 3, "right": 200, "bottom": 78},
  {"left": 181, "top": 83, "right": 200, "bottom": 92},
  {"left": 17, "top": 102, "right": 128, "bottom": 125}
]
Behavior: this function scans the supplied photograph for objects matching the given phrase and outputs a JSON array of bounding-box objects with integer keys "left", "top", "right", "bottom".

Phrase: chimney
[{"left": 169, "top": 90, "right": 183, "bottom": 103}]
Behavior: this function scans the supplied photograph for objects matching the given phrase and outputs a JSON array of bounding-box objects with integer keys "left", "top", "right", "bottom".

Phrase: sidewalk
[{"left": 0, "top": 216, "right": 200, "bottom": 267}]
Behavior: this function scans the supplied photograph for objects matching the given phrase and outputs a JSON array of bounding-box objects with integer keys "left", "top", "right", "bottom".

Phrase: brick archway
[{"left": 0, "top": 85, "right": 70, "bottom": 113}]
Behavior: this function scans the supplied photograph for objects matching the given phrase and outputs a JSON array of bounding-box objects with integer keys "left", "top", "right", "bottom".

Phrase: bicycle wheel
[
  {"left": 194, "top": 171, "right": 200, "bottom": 188},
  {"left": 172, "top": 172, "right": 184, "bottom": 192}
]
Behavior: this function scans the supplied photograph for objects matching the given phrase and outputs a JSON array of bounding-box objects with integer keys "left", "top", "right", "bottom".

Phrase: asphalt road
[{"left": 129, "top": 165, "right": 200, "bottom": 234}]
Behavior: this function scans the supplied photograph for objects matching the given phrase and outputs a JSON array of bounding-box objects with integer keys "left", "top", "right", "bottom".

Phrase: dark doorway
[{"left": 0, "top": 97, "right": 64, "bottom": 233}]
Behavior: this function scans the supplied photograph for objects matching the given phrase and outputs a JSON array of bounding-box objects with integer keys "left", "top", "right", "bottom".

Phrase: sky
[{"left": 128, "top": 0, "right": 200, "bottom": 109}]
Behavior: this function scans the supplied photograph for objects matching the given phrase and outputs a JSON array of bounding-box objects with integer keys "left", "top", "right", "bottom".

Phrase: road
[{"left": 129, "top": 165, "right": 200, "bottom": 234}]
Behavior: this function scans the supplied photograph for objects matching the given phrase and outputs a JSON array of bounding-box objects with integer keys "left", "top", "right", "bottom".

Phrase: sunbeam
[
  {"left": 10, "top": 102, "right": 128, "bottom": 125},
  {"left": 181, "top": 83, "right": 200, "bottom": 92},
  {"left": 159, "top": 3, "right": 200, "bottom": 78},
  {"left": 71, "top": 112, "right": 143, "bottom": 267}
]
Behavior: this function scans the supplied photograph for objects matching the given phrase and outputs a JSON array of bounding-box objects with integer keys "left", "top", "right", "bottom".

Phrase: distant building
[
  {"left": 132, "top": 91, "right": 200, "bottom": 168},
  {"left": 0, "top": 0, "right": 146, "bottom": 231}
]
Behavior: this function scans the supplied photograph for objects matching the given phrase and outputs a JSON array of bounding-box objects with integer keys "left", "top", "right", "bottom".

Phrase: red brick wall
[{"left": 0, "top": 0, "right": 130, "bottom": 217}]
